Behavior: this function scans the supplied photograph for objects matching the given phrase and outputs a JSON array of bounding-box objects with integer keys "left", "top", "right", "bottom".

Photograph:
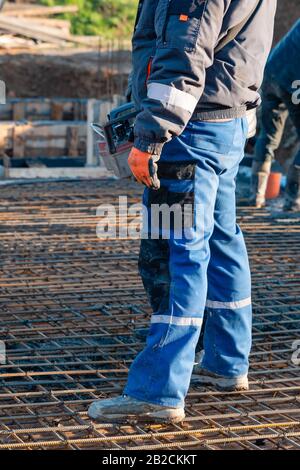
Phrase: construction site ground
[{"left": 0, "top": 178, "right": 299, "bottom": 450}]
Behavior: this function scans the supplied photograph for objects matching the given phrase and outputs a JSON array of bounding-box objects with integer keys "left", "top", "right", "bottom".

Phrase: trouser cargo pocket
[{"left": 145, "top": 162, "right": 196, "bottom": 238}]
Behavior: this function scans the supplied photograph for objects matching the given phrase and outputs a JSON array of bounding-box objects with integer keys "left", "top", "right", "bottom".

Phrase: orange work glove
[{"left": 128, "top": 147, "right": 160, "bottom": 190}]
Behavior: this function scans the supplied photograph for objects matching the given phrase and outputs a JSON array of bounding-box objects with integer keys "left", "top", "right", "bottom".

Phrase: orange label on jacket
[{"left": 179, "top": 14, "right": 189, "bottom": 21}]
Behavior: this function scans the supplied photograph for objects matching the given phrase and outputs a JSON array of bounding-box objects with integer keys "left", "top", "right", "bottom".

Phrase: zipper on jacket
[
  {"left": 134, "top": 0, "right": 145, "bottom": 31},
  {"left": 162, "top": 0, "right": 172, "bottom": 44},
  {"left": 145, "top": 56, "right": 154, "bottom": 86}
]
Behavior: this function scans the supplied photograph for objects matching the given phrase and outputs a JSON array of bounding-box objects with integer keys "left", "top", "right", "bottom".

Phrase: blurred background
[
  {"left": 0, "top": 0, "right": 298, "bottom": 99},
  {"left": 0, "top": 1, "right": 298, "bottom": 179}
]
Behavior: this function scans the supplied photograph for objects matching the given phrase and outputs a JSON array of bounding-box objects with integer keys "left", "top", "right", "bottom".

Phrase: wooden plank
[
  {"left": 66, "top": 126, "right": 79, "bottom": 157},
  {"left": 50, "top": 102, "right": 64, "bottom": 121},
  {"left": 8, "top": 167, "right": 113, "bottom": 180},
  {"left": 18, "top": 122, "right": 86, "bottom": 137},
  {"left": 5, "top": 121, "right": 85, "bottom": 158},
  {"left": 0, "top": 15, "right": 91, "bottom": 47},
  {"left": 25, "top": 159, "right": 47, "bottom": 168},
  {"left": 0, "top": 99, "right": 89, "bottom": 122},
  {"left": 26, "top": 101, "right": 51, "bottom": 121},
  {"left": 0, "top": 123, "right": 14, "bottom": 152},
  {"left": 3, "top": 154, "right": 10, "bottom": 179},
  {"left": 73, "top": 100, "right": 86, "bottom": 121},
  {"left": 86, "top": 99, "right": 96, "bottom": 167},
  {"left": 0, "top": 98, "right": 122, "bottom": 163},
  {"left": 12, "top": 123, "right": 32, "bottom": 158},
  {"left": 0, "top": 16, "right": 67, "bottom": 46},
  {"left": 12, "top": 102, "right": 25, "bottom": 121},
  {"left": 2, "top": 5, "right": 79, "bottom": 18},
  {"left": 0, "top": 102, "right": 12, "bottom": 120},
  {"left": 21, "top": 18, "right": 71, "bottom": 32},
  {"left": 1, "top": 120, "right": 90, "bottom": 158},
  {"left": 26, "top": 139, "right": 67, "bottom": 148}
]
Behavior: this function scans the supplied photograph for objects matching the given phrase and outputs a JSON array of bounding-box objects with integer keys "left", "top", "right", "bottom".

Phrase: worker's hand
[{"left": 128, "top": 147, "right": 160, "bottom": 190}]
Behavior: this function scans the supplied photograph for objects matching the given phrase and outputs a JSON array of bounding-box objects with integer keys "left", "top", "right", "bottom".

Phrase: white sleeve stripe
[
  {"left": 147, "top": 83, "right": 198, "bottom": 114},
  {"left": 151, "top": 314, "right": 203, "bottom": 327},
  {"left": 206, "top": 297, "right": 252, "bottom": 310}
]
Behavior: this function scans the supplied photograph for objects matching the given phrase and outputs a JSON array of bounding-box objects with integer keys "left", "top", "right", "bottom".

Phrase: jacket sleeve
[{"left": 133, "top": 0, "right": 228, "bottom": 156}]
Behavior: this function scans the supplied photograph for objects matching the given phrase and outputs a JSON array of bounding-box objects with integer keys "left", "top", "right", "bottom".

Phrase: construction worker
[
  {"left": 88, "top": 0, "right": 276, "bottom": 424},
  {"left": 249, "top": 19, "right": 300, "bottom": 211}
]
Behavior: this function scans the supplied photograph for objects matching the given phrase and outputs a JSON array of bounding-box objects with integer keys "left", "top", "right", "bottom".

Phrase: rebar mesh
[{"left": 0, "top": 179, "right": 299, "bottom": 450}]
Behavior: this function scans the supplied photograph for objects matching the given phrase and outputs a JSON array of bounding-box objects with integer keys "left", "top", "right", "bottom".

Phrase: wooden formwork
[
  {"left": 0, "top": 121, "right": 87, "bottom": 158},
  {"left": 0, "top": 98, "right": 88, "bottom": 122},
  {"left": 0, "top": 96, "right": 122, "bottom": 178}
]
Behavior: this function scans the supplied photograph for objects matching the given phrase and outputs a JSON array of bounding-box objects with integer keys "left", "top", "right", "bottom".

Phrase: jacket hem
[{"left": 192, "top": 106, "right": 248, "bottom": 120}]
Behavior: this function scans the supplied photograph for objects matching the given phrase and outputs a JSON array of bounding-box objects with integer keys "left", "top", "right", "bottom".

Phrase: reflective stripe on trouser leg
[
  {"left": 124, "top": 118, "right": 250, "bottom": 407},
  {"left": 202, "top": 298, "right": 252, "bottom": 378}
]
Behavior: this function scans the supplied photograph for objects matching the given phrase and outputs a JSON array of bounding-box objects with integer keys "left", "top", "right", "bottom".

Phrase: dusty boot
[
  {"left": 88, "top": 395, "right": 185, "bottom": 424},
  {"left": 192, "top": 366, "right": 249, "bottom": 392},
  {"left": 249, "top": 160, "right": 272, "bottom": 208},
  {"left": 283, "top": 165, "right": 300, "bottom": 212}
]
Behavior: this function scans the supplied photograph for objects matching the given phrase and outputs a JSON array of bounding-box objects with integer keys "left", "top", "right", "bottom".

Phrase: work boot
[
  {"left": 88, "top": 395, "right": 185, "bottom": 424},
  {"left": 283, "top": 165, "right": 300, "bottom": 212},
  {"left": 241, "top": 160, "right": 272, "bottom": 208},
  {"left": 192, "top": 366, "right": 249, "bottom": 392}
]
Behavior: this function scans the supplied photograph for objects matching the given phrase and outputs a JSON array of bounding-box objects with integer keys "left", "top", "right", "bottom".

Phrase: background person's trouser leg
[
  {"left": 252, "top": 78, "right": 289, "bottom": 206},
  {"left": 254, "top": 78, "right": 289, "bottom": 165},
  {"left": 124, "top": 118, "right": 250, "bottom": 408},
  {"left": 282, "top": 87, "right": 300, "bottom": 210},
  {"left": 281, "top": 85, "right": 300, "bottom": 166},
  {"left": 203, "top": 165, "right": 252, "bottom": 377},
  {"left": 284, "top": 164, "right": 300, "bottom": 211}
]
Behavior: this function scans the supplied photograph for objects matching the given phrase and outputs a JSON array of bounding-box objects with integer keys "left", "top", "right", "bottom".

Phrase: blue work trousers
[{"left": 125, "top": 118, "right": 252, "bottom": 408}]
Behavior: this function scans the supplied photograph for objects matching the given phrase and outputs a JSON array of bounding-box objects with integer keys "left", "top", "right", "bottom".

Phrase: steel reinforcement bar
[{"left": 0, "top": 179, "right": 299, "bottom": 450}]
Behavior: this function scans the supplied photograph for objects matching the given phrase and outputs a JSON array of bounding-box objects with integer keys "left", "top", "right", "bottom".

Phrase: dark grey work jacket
[
  {"left": 265, "top": 19, "right": 300, "bottom": 94},
  {"left": 131, "top": 0, "right": 277, "bottom": 156}
]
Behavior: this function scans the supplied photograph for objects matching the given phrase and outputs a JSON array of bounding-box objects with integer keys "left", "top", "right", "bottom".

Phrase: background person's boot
[
  {"left": 192, "top": 366, "right": 249, "bottom": 392},
  {"left": 247, "top": 160, "right": 272, "bottom": 208},
  {"left": 283, "top": 165, "right": 300, "bottom": 212}
]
